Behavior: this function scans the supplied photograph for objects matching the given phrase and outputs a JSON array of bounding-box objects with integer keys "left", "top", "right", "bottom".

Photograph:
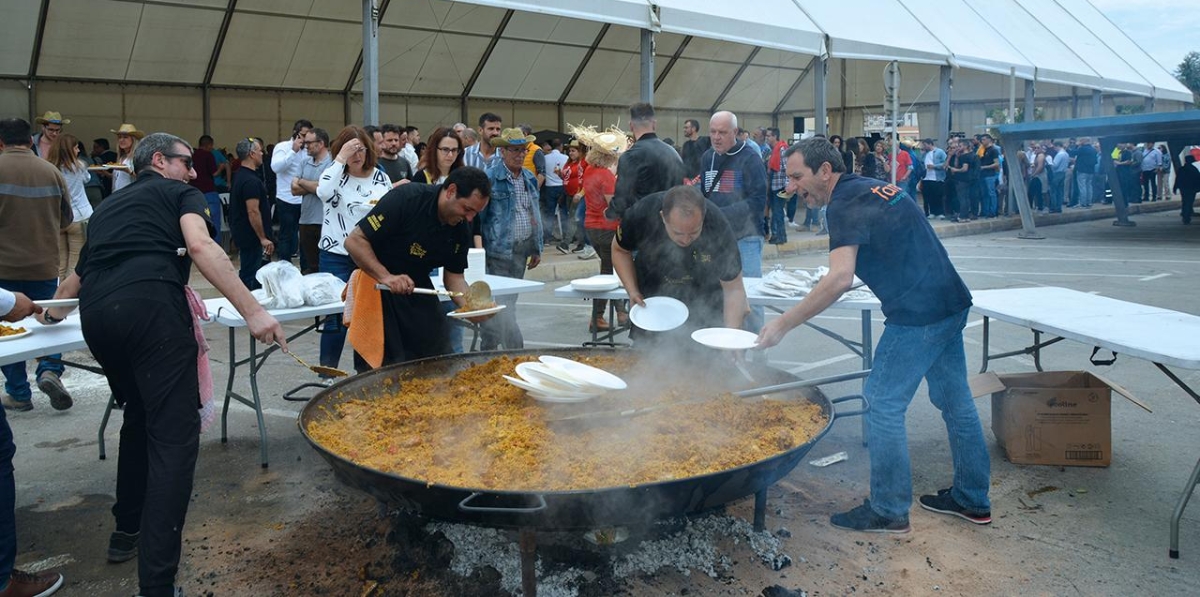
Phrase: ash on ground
[{"left": 394, "top": 512, "right": 794, "bottom": 596}]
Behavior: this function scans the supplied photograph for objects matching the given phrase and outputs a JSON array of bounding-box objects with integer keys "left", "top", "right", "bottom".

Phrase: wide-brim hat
[
  {"left": 489, "top": 127, "right": 536, "bottom": 147},
  {"left": 35, "top": 111, "right": 70, "bottom": 125},
  {"left": 567, "top": 123, "right": 628, "bottom": 155},
  {"left": 110, "top": 123, "right": 145, "bottom": 139}
]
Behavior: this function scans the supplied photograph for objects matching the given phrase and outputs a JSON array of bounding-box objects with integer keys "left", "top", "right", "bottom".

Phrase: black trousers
[
  {"left": 81, "top": 281, "right": 200, "bottom": 597},
  {"left": 922, "top": 180, "right": 945, "bottom": 216}
]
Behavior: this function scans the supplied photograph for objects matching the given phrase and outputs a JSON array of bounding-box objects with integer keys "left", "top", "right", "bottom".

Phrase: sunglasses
[{"left": 161, "top": 152, "right": 193, "bottom": 169}]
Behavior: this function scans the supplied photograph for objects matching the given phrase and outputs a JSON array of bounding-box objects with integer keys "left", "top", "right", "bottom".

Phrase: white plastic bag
[
  {"left": 302, "top": 272, "right": 346, "bottom": 306},
  {"left": 255, "top": 261, "right": 306, "bottom": 309}
]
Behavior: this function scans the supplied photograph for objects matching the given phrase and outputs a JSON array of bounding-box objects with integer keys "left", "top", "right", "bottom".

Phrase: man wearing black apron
[{"left": 344, "top": 167, "right": 491, "bottom": 365}]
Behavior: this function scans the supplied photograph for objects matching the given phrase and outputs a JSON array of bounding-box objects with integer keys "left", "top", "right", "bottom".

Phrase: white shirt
[
  {"left": 400, "top": 144, "right": 419, "bottom": 173},
  {"left": 60, "top": 162, "right": 93, "bottom": 223},
  {"left": 112, "top": 157, "right": 134, "bottom": 192},
  {"left": 316, "top": 161, "right": 392, "bottom": 256},
  {"left": 543, "top": 149, "right": 567, "bottom": 186},
  {"left": 0, "top": 288, "right": 14, "bottom": 318},
  {"left": 270, "top": 139, "right": 307, "bottom": 205}
]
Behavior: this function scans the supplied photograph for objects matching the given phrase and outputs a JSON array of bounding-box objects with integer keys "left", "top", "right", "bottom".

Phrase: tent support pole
[
  {"left": 938, "top": 65, "right": 951, "bottom": 146},
  {"left": 1092, "top": 90, "right": 1102, "bottom": 116},
  {"left": 813, "top": 56, "right": 827, "bottom": 137},
  {"left": 202, "top": 86, "right": 211, "bottom": 135},
  {"left": 1071, "top": 87, "right": 1079, "bottom": 119},
  {"left": 361, "top": 0, "right": 379, "bottom": 126},
  {"left": 1023, "top": 79, "right": 1035, "bottom": 123},
  {"left": 1000, "top": 134, "right": 1042, "bottom": 239},
  {"left": 640, "top": 29, "right": 654, "bottom": 104}
]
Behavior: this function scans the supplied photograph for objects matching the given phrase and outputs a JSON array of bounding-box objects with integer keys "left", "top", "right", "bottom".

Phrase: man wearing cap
[
  {"left": 0, "top": 118, "right": 74, "bottom": 412},
  {"left": 32, "top": 111, "right": 69, "bottom": 158},
  {"left": 479, "top": 128, "right": 543, "bottom": 350},
  {"left": 607, "top": 103, "right": 685, "bottom": 221}
]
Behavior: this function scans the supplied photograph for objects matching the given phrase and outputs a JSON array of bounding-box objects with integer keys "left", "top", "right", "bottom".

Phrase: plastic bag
[
  {"left": 255, "top": 261, "right": 306, "bottom": 309},
  {"left": 302, "top": 273, "right": 346, "bottom": 306}
]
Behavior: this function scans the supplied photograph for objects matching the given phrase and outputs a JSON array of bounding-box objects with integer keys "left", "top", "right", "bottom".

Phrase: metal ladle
[{"left": 275, "top": 342, "right": 349, "bottom": 378}]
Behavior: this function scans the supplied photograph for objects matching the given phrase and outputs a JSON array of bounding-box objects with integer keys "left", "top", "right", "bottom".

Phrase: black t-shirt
[
  {"left": 615, "top": 192, "right": 742, "bottom": 328},
  {"left": 378, "top": 156, "right": 413, "bottom": 184},
  {"left": 1074, "top": 144, "right": 1098, "bottom": 174},
  {"left": 827, "top": 174, "right": 972, "bottom": 326},
  {"left": 357, "top": 183, "right": 471, "bottom": 288},
  {"left": 950, "top": 151, "right": 979, "bottom": 183},
  {"left": 979, "top": 146, "right": 1000, "bottom": 173},
  {"left": 76, "top": 172, "right": 213, "bottom": 308},
  {"left": 229, "top": 166, "right": 272, "bottom": 248}
]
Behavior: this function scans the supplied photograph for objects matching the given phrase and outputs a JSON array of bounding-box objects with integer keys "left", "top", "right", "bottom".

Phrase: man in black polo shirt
[
  {"left": 612, "top": 185, "right": 747, "bottom": 338},
  {"left": 37, "top": 132, "right": 284, "bottom": 597},
  {"left": 344, "top": 167, "right": 491, "bottom": 365},
  {"left": 229, "top": 138, "right": 274, "bottom": 289},
  {"left": 757, "top": 137, "right": 990, "bottom": 535}
]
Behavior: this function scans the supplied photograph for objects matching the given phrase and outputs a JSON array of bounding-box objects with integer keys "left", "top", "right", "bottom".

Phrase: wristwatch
[{"left": 43, "top": 311, "right": 63, "bottom": 324}]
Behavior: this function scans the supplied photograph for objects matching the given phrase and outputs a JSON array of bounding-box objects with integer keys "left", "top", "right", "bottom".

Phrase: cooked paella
[{"left": 306, "top": 354, "right": 827, "bottom": 492}]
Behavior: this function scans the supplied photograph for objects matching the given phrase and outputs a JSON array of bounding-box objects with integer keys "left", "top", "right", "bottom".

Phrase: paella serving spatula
[{"left": 275, "top": 342, "right": 349, "bottom": 378}]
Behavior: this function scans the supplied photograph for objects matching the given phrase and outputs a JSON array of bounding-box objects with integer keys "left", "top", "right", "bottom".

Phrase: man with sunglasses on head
[
  {"left": 36, "top": 132, "right": 285, "bottom": 597},
  {"left": 230, "top": 138, "right": 274, "bottom": 289},
  {"left": 290, "top": 128, "right": 333, "bottom": 274}
]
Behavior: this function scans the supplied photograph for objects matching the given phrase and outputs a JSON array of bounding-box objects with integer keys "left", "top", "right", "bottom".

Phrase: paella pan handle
[
  {"left": 829, "top": 394, "right": 870, "bottom": 420},
  {"left": 457, "top": 492, "right": 548, "bottom": 514}
]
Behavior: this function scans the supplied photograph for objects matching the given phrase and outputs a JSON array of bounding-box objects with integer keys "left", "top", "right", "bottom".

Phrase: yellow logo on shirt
[
  {"left": 693, "top": 250, "right": 712, "bottom": 263},
  {"left": 367, "top": 214, "right": 385, "bottom": 231},
  {"left": 410, "top": 243, "right": 427, "bottom": 258},
  {"left": 204, "top": 207, "right": 211, "bottom": 217}
]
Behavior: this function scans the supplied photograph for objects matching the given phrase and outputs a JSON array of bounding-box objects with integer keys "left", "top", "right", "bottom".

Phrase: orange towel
[{"left": 347, "top": 270, "right": 385, "bottom": 369}]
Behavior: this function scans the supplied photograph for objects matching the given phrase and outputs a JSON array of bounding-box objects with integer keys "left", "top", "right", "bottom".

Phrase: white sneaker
[{"left": 577, "top": 246, "right": 597, "bottom": 260}]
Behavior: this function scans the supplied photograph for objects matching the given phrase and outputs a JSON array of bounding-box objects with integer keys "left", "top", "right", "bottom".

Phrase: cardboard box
[{"left": 969, "top": 371, "right": 1150, "bottom": 467}]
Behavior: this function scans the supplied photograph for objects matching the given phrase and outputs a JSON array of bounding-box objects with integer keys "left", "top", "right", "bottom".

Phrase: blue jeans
[
  {"left": 430, "top": 268, "right": 464, "bottom": 354},
  {"left": 481, "top": 238, "right": 537, "bottom": 350},
  {"left": 237, "top": 246, "right": 262, "bottom": 290},
  {"left": 575, "top": 199, "right": 589, "bottom": 246},
  {"left": 0, "top": 278, "right": 63, "bottom": 402},
  {"left": 737, "top": 236, "right": 764, "bottom": 333},
  {"left": 275, "top": 201, "right": 300, "bottom": 262},
  {"left": 0, "top": 405, "right": 14, "bottom": 582},
  {"left": 786, "top": 195, "right": 798, "bottom": 223},
  {"left": 203, "top": 191, "right": 222, "bottom": 243},
  {"left": 768, "top": 192, "right": 788, "bottom": 244},
  {"left": 319, "top": 251, "right": 355, "bottom": 370},
  {"left": 1075, "top": 173, "right": 1094, "bottom": 207},
  {"left": 1047, "top": 171, "right": 1064, "bottom": 213},
  {"left": 979, "top": 174, "right": 999, "bottom": 217},
  {"left": 865, "top": 307, "right": 990, "bottom": 520},
  {"left": 540, "top": 186, "right": 564, "bottom": 242}
]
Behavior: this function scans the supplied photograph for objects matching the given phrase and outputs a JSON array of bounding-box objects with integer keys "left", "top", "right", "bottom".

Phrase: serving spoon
[{"left": 275, "top": 342, "right": 349, "bottom": 378}]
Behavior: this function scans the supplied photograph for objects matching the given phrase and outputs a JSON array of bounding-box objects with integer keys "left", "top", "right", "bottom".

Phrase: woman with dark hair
[
  {"left": 45, "top": 133, "right": 92, "bottom": 280},
  {"left": 863, "top": 139, "right": 891, "bottom": 181},
  {"left": 830, "top": 135, "right": 854, "bottom": 172},
  {"left": 415, "top": 127, "right": 464, "bottom": 184}
]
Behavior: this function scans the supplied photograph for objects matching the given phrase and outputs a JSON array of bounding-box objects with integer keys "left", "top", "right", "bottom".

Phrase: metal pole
[
  {"left": 1092, "top": 89, "right": 1102, "bottom": 116},
  {"left": 202, "top": 86, "right": 211, "bottom": 135},
  {"left": 938, "top": 65, "right": 951, "bottom": 147},
  {"left": 886, "top": 61, "right": 899, "bottom": 185},
  {"left": 813, "top": 56, "right": 827, "bottom": 137},
  {"left": 1001, "top": 134, "right": 1042, "bottom": 239},
  {"left": 1023, "top": 79, "right": 1035, "bottom": 123},
  {"left": 361, "top": 0, "right": 379, "bottom": 126},
  {"left": 1008, "top": 67, "right": 1016, "bottom": 124},
  {"left": 1071, "top": 87, "right": 1079, "bottom": 119},
  {"left": 640, "top": 29, "right": 654, "bottom": 104}
]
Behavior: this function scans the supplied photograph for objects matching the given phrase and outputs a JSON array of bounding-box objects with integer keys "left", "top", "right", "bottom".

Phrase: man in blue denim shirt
[
  {"left": 757, "top": 137, "right": 991, "bottom": 534},
  {"left": 478, "top": 128, "right": 543, "bottom": 350}
]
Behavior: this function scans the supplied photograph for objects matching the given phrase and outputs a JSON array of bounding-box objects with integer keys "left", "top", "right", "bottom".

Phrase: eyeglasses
[
  {"left": 437, "top": 146, "right": 460, "bottom": 154},
  {"left": 504, "top": 146, "right": 529, "bottom": 154},
  {"left": 161, "top": 152, "right": 193, "bottom": 169},
  {"left": 44, "top": 126, "right": 62, "bottom": 134}
]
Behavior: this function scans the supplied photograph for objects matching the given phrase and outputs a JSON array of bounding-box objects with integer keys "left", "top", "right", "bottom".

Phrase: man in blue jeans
[{"left": 758, "top": 137, "right": 991, "bottom": 533}]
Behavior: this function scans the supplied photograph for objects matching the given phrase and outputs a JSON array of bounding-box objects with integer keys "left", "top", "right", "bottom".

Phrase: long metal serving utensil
[
  {"left": 550, "top": 369, "right": 872, "bottom": 423},
  {"left": 374, "top": 284, "right": 463, "bottom": 298},
  {"left": 275, "top": 342, "right": 349, "bottom": 378}
]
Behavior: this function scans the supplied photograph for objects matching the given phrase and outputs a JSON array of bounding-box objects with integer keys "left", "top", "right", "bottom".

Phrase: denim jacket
[{"left": 481, "top": 162, "right": 543, "bottom": 259}]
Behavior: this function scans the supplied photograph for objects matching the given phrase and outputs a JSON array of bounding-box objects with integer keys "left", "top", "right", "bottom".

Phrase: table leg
[
  {"left": 860, "top": 309, "right": 873, "bottom": 447},
  {"left": 98, "top": 395, "right": 115, "bottom": 460},
  {"left": 1170, "top": 456, "right": 1200, "bottom": 559},
  {"left": 247, "top": 337, "right": 269, "bottom": 469},
  {"left": 221, "top": 326, "right": 236, "bottom": 444},
  {"left": 1033, "top": 330, "right": 1043, "bottom": 372},
  {"left": 980, "top": 316, "right": 991, "bottom": 373}
]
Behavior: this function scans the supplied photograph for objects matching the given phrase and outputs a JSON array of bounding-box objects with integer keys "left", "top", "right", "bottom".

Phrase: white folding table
[{"left": 971, "top": 286, "right": 1200, "bottom": 559}]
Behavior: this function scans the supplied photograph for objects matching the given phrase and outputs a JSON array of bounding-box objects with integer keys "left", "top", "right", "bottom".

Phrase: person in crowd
[
  {"left": 919, "top": 139, "right": 947, "bottom": 219},
  {"left": 765, "top": 128, "right": 791, "bottom": 244},
  {"left": 460, "top": 128, "right": 479, "bottom": 151},
  {"left": 1173, "top": 155, "right": 1199, "bottom": 225},
  {"left": 608, "top": 103, "right": 686, "bottom": 220},
  {"left": 516, "top": 124, "right": 546, "bottom": 194},
  {"left": 92, "top": 138, "right": 119, "bottom": 198},
  {"left": 399, "top": 126, "right": 420, "bottom": 172},
  {"left": 452, "top": 122, "right": 468, "bottom": 137},
  {"left": 229, "top": 138, "right": 273, "bottom": 290},
  {"left": 378, "top": 124, "right": 415, "bottom": 187},
  {"left": 479, "top": 128, "right": 542, "bottom": 350},
  {"left": 830, "top": 135, "right": 855, "bottom": 173},
  {"left": 948, "top": 138, "right": 979, "bottom": 222},
  {"left": 977, "top": 134, "right": 1001, "bottom": 217},
  {"left": 81, "top": 140, "right": 105, "bottom": 210},
  {"left": 407, "top": 126, "right": 426, "bottom": 162},
  {"left": 560, "top": 140, "right": 589, "bottom": 257},
  {"left": 190, "top": 135, "right": 223, "bottom": 243},
  {"left": 757, "top": 137, "right": 990, "bottom": 534},
  {"left": 1157, "top": 145, "right": 1172, "bottom": 201},
  {"left": 680, "top": 118, "right": 710, "bottom": 180},
  {"left": 541, "top": 139, "right": 570, "bottom": 253},
  {"left": 343, "top": 167, "right": 492, "bottom": 366},
  {"left": 110, "top": 124, "right": 144, "bottom": 192},
  {"left": 415, "top": 127, "right": 463, "bottom": 185},
  {"left": 1048, "top": 140, "right": 1070, "bottom": 213},
  {"left": 571, "top": 126, "right": 626, "bottom": 332},
  {"left": 45, "top": 134, "right": 93, "bottom": 282},
  {"left": 1140, "top": 141, "right": 1163, "bottom": 203},
  {"left": 32, "top": 111, "right": 68, "bottom": 158},
  {"left": 37, "top": 132, "right": 285, "bottom": 597},
  {"left": 698, "top": 110, "right": 767, "bottom": 331},
  {"left": 1028, "top": 143, "right": 1049, "bottom": 213},
  {"left": 291, "top": 127, "right": 332, "bottom": 275},
  {"left": 613, "top": 184, "right": 747, "bottom": 342},
  {"left": 316, "top": 126, "right": 393, "bottom": 377},
  {"left": 463, "top": 113, "right": 504, "bottom": 172},
  {"left": 0, "top": 286, "right": 65, "bottom": 597},
  {"left": 0, "top": 118, "right": 73, "bottom": 412},
  {"left": 1072, "top": 137, "right": 1098, "bottom": 209},
  {"left": 270, "top": 119, "right": 313, "bottom": 265}
]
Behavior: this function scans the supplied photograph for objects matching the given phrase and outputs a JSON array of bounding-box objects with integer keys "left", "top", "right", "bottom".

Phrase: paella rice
[{"left": 306, "top": 355, "right": 827, "bottom": 491}]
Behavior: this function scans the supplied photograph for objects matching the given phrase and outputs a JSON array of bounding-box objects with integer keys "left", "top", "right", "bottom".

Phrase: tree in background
[{"left": 1176, "top": 51, "right": 1200, "bottom": 107}]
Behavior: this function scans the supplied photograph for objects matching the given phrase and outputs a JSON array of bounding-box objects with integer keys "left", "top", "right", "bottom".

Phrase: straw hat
[
  {"left": 110, "top": 123, "right": 145, "bottom": 139},
  {"left": 35, "top": 111, "right": 70, "bottom": 125},
  {"left": 489, "top": 127, "right": 536, "bottom": 147},
  {"left": 567, "top": 123, "right": 628, "bottom": 156}
]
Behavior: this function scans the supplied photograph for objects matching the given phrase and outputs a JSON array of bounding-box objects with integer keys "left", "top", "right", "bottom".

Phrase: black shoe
[
  {"left": 918, "top": 488, "right": 991, "bottom": 525},
  {"left": 108, "top": 530, "right": 139, "bottom": 563},
  {"left": 570, "top": 243, "right": 585, "bottom": 253},
  {"left": 555, "top": 243, "right": 570, "bottom": 255},
  {"left": 829, "top": 499, "right": 910, "bottom": 534}
]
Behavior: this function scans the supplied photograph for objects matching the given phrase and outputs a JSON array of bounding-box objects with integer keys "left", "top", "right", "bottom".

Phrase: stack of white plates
[
  {"left": 570, "top": 274, "right": 622, "bottom": 292},
  {"left": 502, "top": 355, "right": 628, "bottom": 403}
]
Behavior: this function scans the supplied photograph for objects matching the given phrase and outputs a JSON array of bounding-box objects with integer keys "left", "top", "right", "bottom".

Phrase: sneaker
[
  {"left": 570, "top": 244, "right": 585, "bottom": 254},
  {"left": 107, "top": 530, "right": 140, "bottom": 563},
  {"left": 786, "top": 220, "right": 800, "bottom": 230},
  {"left": 37, "top": 372, "right": 72, "bottom": 411},
  {"left": 1, "top": 395, "right": 32, "bottom": 413},
  {"left": 830, "top": 500, "right": 910, "bottom": 534},
  {"left": 918, "top": 488, "right": 992, "bottom": 525},
  {"left": 577, "top": 247, "right": 597, "bottom": 260},
  {"left": 0, "top": 569, "right": 64, "bottom": 597},
  {"left": 555, "top": 243, "right": 570, "bottom": 255}
]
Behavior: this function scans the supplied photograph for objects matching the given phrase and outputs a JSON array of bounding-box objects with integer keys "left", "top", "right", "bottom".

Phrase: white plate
[
  {"left": 34, "top": 299, "right": 79, "bottom": 309},
  {"left": 691, "top": 327, "right": 759, "bottom": 351},
  {"left": 515, "top": 362, "right": 588, "bottom": 391},
  {"left": 525, "top": 390, "right": 595, "bottom": 404},
  {"left": 446, "top": 304, "right": 506, "bottom": 319},
  {"left": 538, "top": 355, "right": 627, "bottom": 390},
  {"left": 570, "top": 276, "right": 621, "bottom": 292},
  {"left": 502, "top": 375, "right": 601, "bottom": 401},
  {"left": 0, "top": 327, "right": 32, "bottom": 342},
  {"left": 628, "top": 296, "right": 689, "bottom": 332}
]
